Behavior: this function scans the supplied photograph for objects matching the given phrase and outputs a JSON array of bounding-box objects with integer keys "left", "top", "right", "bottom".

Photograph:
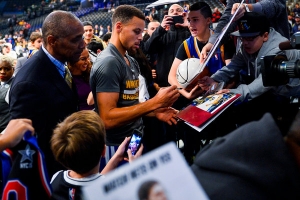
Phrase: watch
[{"left": 244, "top": 4, "right": 250, "bottom": 12}]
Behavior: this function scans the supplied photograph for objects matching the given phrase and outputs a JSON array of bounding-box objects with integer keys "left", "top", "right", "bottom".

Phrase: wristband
[{"left": 244, "top": 4, "right": 250, "bottom": 12}]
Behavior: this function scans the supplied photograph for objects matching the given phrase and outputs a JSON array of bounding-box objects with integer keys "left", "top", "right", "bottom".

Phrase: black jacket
[{"left": 143, "top": 25, "right": 190, "bottom": 87}]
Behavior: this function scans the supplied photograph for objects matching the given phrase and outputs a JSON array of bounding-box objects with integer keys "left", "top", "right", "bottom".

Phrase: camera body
[
  {"left": 171, "top": 15, "right": 184, "bottom": 24},
  {"left": 261, "top": 33, "right": 300, "bottom": 86}
]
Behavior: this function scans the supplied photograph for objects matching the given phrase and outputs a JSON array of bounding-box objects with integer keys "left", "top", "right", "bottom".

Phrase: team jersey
[
  {"left": 182, "top": 36, "right": 224, "bottom": 74},
  {"left": 51, "top": 170, "right": 102, "bottom": 200},
  {"left": 1, "top": 132, "right": 52, "bottom": 200}
]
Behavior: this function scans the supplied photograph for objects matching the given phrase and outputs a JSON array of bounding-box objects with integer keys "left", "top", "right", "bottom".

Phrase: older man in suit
[{"left": 9, "top": 10, "right": 85, "bottom": 176}]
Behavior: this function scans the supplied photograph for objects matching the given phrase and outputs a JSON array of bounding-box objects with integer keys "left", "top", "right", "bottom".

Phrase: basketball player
[{"left": 89, "top": 5, "right": 180, "bottom": 166}]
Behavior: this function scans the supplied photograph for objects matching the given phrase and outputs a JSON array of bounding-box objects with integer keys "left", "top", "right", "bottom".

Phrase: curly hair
[{"left": 112, "top": 5, "right": 145, "bottom": 28}]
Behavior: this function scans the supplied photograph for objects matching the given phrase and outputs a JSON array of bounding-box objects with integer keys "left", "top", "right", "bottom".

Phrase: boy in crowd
[
  {"left": 50, "top": 110, "right": 143, "bottom": 199},
  {"left": 168, "top": 2, "right": 225, "bottom": 100},
  {"left": 83, "top": 21, "right": 107, "bottom": 49},
  {"left": 14, "top": 31, "right": 43, "bottom": 75},
  {"left": 27, "top": 31, "right": 43, "bottom": 56}
]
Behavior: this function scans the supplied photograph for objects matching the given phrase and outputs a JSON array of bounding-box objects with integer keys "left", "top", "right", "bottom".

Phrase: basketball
[{"left": 176, "top": 58, "right": 202, "bottom": 89}]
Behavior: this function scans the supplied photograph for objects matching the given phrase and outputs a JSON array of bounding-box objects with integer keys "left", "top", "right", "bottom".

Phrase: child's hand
[
  {"left": 127, "top": 144, "right": 143, "bottom": 162},
  {"left": 114, "top": 137, "right": 131, "bottom": 162}
]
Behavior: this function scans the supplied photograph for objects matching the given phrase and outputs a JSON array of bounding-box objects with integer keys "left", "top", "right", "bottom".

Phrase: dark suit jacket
[{"left": 9, "top": 49, "right": 78, "bottom": 176}]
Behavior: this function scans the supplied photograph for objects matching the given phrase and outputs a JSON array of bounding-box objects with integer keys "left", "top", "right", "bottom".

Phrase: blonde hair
[{"left": 0, "top": 55, "right": 14, "bottom": 67}]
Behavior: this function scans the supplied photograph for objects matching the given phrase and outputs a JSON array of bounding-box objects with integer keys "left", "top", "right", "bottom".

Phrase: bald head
[
  {"left": 42, "top": 10, "right": 82, "bottom": 46},
  {"left": 168, "top": 4, "right": 184, "bottom": 16},
  {"left": 147, "top": 21, "right": 160, "bottom": 36},
  {"left": 41, "top": 10, "right": 85, "bottom": 63}
]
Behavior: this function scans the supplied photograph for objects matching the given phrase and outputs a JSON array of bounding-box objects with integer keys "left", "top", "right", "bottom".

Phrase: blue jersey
[
  {"left": 183, "top": 36, "right": 224, "bottom": 74},
  {"left": 1, "top": 132, "right": 52, "bottom": 199}
]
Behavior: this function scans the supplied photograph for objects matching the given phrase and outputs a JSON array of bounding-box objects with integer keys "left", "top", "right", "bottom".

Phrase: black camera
[{"left": 261, "top": 33, "right": 300, "bottom": 86}]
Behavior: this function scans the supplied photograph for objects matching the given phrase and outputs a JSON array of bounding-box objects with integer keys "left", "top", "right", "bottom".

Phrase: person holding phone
[
  {"left": 143, "top": 4, "right": 190, "bottom": 90},
  {"left": 124, "top": 129, "right": 143, "bottom": 157},
  {"left": 50, "top": 110, "right": 143, "bottom": 200}
]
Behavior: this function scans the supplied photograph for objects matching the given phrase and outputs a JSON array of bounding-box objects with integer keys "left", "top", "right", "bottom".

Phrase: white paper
[
  {"left": 82, "top": 143, "right": 208, "bottom": 200},
  {"left": 185, "top": 99, "right": 238, "bottom": 132}
]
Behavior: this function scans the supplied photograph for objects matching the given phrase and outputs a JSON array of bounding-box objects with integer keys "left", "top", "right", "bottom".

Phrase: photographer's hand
[
  {"left": 161, "top": 15, "right": 173, "bottom": 29},
  {"left": 175, "top": 13, "right": 188, "bottom": 28}
]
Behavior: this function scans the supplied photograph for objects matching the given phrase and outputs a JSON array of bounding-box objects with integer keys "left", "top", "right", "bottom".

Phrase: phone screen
[
  {"left": 128, "top": 132, "right": 142, "bottom": 155},
  {"left": 124, "top": 129, "right": 143, "bottom": 158}
]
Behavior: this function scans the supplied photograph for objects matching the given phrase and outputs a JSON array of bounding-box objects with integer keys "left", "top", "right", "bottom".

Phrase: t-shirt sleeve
[
  {"left": 93, "top": 56, "right": 122, "bottom": 93},
  {"left": 175, "top": 43, "right": 188, "bottom": 61}
]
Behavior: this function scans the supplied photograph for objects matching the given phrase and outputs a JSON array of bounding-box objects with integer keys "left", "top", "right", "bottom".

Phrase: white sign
[{"left": 83, "top": 143, "right": 208, "bottom": 200}]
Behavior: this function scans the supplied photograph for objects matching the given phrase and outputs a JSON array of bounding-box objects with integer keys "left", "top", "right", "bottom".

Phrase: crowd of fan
[{"left": 1, "top": 0, "right": 300, "bottom": 199}]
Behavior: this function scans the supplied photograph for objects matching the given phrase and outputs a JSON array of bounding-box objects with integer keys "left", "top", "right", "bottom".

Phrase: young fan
[{"left": 50, "top": 110, "right": 143, "bottom": 200}]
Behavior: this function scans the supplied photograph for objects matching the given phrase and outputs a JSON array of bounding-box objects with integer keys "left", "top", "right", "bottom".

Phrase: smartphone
[
  {"left": 171, "top": 15, "right": 184, "bottom": 24},
  {"left": 124, "top": 129, "right": 143, "bottom": 157}
]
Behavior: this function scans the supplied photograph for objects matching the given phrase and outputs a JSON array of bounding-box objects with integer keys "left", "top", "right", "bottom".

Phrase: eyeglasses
[{"left": 240, "top": 35, "right": 260, "bottom": 42}]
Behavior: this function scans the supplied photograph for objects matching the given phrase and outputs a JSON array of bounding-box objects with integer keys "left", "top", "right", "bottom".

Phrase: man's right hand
[
  {"left": 152, "top": 85, "right": 180, "bottom": 108},
  {"left": 200, "top": 42, "right": 213, "bottom": 64}
]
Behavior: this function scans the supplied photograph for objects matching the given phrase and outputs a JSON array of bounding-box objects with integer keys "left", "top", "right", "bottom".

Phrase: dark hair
[
  {"left": 112, "top": 5, "right": 145, "bottom": 27},
  {"left": 102, "top": 32, "right": 111, "bottom": 42},
  {"left": 68, "top": 48, "right": 91, "bottom": 83},
  {"left": 138, "top": 180, "right": 159, "bottom": 200},
  {"left": 51, "top": 110, "right": 106, "bottom": 174},
  {"left": 83, "top": 21, "right": 93, "bottom": 27},
  {"left": 143, "top": 33, "right": 150, "bottom": 42},
  {"left": 42, "top": 10, "right": 81, "bottom": 44},
  {"left": 87, "top": 40, "right": 104, "bottom": 53},
  {"left": 189, "top": 2, "right": 212, "bottom": 18}
]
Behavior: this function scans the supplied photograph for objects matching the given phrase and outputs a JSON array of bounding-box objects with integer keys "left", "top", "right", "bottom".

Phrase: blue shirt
[{"left": 41, "top": 45, "right": 65, "bottom": 78}]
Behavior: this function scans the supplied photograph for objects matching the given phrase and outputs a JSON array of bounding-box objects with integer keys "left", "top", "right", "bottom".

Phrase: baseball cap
[
  {"left": 231, "top": 12, "right": 270, "bottom": 37},
  {"left": 295, "top": 14, "right": 300, "bottom": 18}
]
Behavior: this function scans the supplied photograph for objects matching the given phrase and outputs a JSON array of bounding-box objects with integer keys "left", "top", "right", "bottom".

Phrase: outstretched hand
[
  {"left": 155, "top": 107, "right": 179, "bottom": 125},
  {"left": 183, "top": 84, "right": 204, "bottom": 100},
  {"left": 216, "top": 89, "right": 231, "bottom": 94},
  {"left": 198, "top": 76, "right": 218, "bottom": 91},
  {"left": 200, "top": 43, "right": 213, "bottom": 64},
  {"left": 231, "top": 3, "right": 247, "bottom": 21},
  {"left": 0, "top": 119, "right": 34, "bottom": 151}
]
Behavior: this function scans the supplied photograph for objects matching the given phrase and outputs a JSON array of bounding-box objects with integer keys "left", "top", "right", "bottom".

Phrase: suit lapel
[{"left": 38, "top": 50, "right": 77, "bottom": 100}]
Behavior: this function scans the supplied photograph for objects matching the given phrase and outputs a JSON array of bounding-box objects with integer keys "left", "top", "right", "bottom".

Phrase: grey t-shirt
[{"left": 90, "top": 44, "right": 143, "bottom": 146}]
